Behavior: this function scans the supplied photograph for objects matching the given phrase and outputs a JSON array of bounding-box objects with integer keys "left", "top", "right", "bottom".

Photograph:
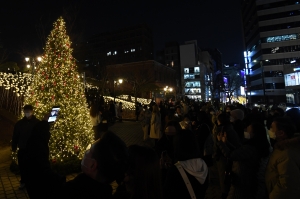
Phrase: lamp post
[
  {"left": 25, "top": 56, "right": 42, "bottom": 74},
  {"left": 113, "top": 78, "right": 123, "bottom": 102},
  {"left": 164, "top": 86, "right": 173, "bottom": 101}
]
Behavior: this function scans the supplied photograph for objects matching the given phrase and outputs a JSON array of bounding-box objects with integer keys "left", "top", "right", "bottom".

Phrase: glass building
[{"left": 242, "top": 0, "right": 300, "bottom": 103}]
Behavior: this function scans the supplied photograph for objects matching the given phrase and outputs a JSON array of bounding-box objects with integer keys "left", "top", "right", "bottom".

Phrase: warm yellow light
[
  {"left": 37, "top": 57, "right": 42, "bottom": 62},
  {"left": 169, "top": 88, "right": 173, "bottom": 92},
  {"left": 25, "top": 57, "right": 29, "bottom": 62},
  {"left": 27, "top": 65, "right": 30, "bottom": 68},
  {"left": 118, "top": 79, "right": 123, "bottom": 84},
  {"left": 164, "top": 88, "right": 167, "bottom": 91}
]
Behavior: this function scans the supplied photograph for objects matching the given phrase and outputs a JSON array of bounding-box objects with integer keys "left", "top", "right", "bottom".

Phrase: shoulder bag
[{"left": 175, "top": 162, "right": 196, "bottom": 199}]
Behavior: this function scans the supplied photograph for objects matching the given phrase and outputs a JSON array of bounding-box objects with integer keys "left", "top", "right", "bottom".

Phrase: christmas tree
[{"left": 24, "top": 17, "right": 93, "bottom": 162}]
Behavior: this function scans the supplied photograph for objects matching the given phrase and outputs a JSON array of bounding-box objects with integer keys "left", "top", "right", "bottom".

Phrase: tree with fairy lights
[{"left": 23, "top": 17, "right": 93, "bottom": 162}]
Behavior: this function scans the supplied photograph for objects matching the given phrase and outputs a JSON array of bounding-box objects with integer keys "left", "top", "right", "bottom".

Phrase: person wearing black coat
[
  {"left": 23, "top": 116, "right": 65, "bottom": 199},
  {"left": 212, "top": 113, "right": 241, "bottom": 199},
  {"left": 56, "top": 131, "right": 129, "bottom": 199},
  {"left": 11, "top": 105, "right": 40, "bottom": 189},
  {"left": 217, "top": 122, "right": 270, "bottom": 199},
  {"left": 163, "top": 130, "right": 209, "bottom": 199}
]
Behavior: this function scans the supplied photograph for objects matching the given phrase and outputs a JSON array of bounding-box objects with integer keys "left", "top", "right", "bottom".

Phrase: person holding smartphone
[{"left": 11, "top": 105, "right": 40, "bottom": 189}]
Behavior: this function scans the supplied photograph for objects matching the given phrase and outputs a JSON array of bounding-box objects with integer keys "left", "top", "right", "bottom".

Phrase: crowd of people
[{"left": 11, "top": 99, "right": 300, "bottom": 199}]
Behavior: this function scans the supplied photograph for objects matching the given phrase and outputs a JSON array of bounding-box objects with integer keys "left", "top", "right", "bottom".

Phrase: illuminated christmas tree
[{"left": 24, "top": 17, "right": 93, "bottom": 162}]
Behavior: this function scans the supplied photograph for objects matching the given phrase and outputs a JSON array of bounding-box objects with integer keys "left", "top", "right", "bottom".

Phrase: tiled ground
[{"left": 0, "top": 121, "right": 221, "bottom": 199}]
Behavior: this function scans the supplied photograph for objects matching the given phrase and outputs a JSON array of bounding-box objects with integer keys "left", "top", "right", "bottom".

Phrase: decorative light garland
[{"left": 117, "top": 95, "right": 151, "bottom": 105}]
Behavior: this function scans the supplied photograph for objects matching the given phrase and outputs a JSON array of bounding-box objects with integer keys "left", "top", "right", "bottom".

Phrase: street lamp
[
  {"left": 113, "top": 78, "right": 123, "bottom": 102},
  {"left": 25, "top": 56, "right": 42, "bottom": 74},
  {"left": 164, "top": 86, "right": 173, "bottom": 100}
]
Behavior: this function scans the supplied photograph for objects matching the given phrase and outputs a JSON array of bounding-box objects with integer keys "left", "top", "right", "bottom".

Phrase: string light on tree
[{"left": 23, "top": 17, "right": 93, "bottom": 162}]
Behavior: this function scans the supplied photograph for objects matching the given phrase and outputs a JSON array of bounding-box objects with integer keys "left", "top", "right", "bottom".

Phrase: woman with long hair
[
  {"left": 150, "top": 104, "right": 162, "bottom": 144},
  {"left": 217, "top": 122, "right": 270, "bottom": 199},
  {"left": 90, "top": 104, "right": 100, "bottom": 140}
]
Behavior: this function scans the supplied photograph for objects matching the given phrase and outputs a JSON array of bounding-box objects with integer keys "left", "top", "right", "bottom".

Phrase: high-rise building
[
  {"left": 85, "top": 24, "right": 154, "bottom": 76},
  {"left": 0, "top": 31, "right": 3, "bottom": 49},
  {"left": 202, "top": 48, "right": 223, "bottom": 99},
  {"left": 241, "top": 0, "right": 300, "bottom": 103},
  {"left": 156, "top": 42, "right": 181, "bottom": 94}
]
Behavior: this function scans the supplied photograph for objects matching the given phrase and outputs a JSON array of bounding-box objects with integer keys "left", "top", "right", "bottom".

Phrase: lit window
[
  {"left": 113, "top": 51, "right": 117, "bottom": 55},
  {"left": 274, "top": 36, "right": 281, "bottom": 42},
  {"left": 107, "top": 52, "right": 111, "bottom": 56},
  {"left": 290, "top": 34, "right": 297, "bottom": 40},
  {"left": 124, "top": 50, "right": 129, "bottom": 53},
  {"left": 267, "top": 37, "right": 274, "bottom": 43},
  {"left": 131, "top": 49, "right": 135, "bottom": 52}
]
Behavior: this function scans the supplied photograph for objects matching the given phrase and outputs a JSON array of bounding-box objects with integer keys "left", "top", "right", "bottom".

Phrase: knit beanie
[{"left": 230, "top": 109, "right": 244, "bottom": 121}]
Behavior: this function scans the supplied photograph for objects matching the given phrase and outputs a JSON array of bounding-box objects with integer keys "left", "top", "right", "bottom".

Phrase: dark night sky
[{"left": 0, "top": 0, "right": 244, "bottom": 64}]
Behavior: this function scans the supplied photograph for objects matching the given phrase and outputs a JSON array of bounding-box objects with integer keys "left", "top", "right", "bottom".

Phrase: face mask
[
  {"left": 24, "top": 112, "right": 32, "bottom": 118},
  {"left": 244, "top": 131, "right": 251, "bottom": 139},
  {"left": 230, "top": 116, "right": 235, "bottom": 122},
  {"left": 268, "top": 128, "right": 276, "bottom": 139}
]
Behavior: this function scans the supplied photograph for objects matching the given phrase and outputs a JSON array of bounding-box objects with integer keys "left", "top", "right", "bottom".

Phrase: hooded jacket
[
  {"left": 265, "top": 136, "right": 300, "bottom": 199},
  {"left": 163, "top": 158, "right": 208, "bottom": 199}
]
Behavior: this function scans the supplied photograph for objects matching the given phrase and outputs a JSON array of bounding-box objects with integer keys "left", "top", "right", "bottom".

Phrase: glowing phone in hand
[{"left": 48, "top": 106, "right": 60, "bottom": 123}]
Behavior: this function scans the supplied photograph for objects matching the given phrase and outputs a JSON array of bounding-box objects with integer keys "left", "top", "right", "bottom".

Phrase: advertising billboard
[{"left": 285, "top": 72, "right": 300, "bottom": 86}]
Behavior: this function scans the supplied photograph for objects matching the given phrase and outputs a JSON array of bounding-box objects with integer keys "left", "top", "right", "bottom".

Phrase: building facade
[
  {"left": 180, "top": 41, "right": 213, "bottom": 100},
  {"left": 202, "top": 48, "right": 223, "bottom": 99},
  {"left": 85, "top": 24, "right": 154, "bottom": 77},
  {"left": 242, "top": 0, "right": 300, "bottom": 103}
]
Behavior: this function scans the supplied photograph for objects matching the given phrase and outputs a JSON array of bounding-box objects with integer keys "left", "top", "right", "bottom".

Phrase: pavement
[{"left": 0, "top": 120, "right": 221, "bottom": 199}]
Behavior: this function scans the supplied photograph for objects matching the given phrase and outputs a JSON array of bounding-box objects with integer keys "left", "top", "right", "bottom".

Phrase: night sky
[{"left": 1, "top": 0, "right": 244, "bottom": 64}]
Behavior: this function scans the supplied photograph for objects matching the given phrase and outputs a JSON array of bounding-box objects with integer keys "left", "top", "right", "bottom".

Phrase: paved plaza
[{"left": 0, "top": 120, "right": 221, "bottom": 199}]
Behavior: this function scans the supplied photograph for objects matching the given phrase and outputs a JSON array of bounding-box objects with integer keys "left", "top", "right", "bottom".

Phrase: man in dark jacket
[
  {"left": 11, "top": 104, "right": 40, "bottom": 189},
  {"left": 56, "top": 131, "right": 129, "bottom": 199},
  {"left": 265, "top": 117, "right": 300, "bottom": 199},
  {"left": 24, "top": 116, "right": 65, "bottom": 199}
]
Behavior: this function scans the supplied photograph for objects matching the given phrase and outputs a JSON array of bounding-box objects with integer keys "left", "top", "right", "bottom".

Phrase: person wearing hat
[
  {"left": 138, "top": 105, "right": 151, "bottom": 141},
  {"left": 230, "top": 109, "right": 245, "bottom": 142},
  {"left": 12, "top": 104, "right": 40, "bottom": 189}
]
